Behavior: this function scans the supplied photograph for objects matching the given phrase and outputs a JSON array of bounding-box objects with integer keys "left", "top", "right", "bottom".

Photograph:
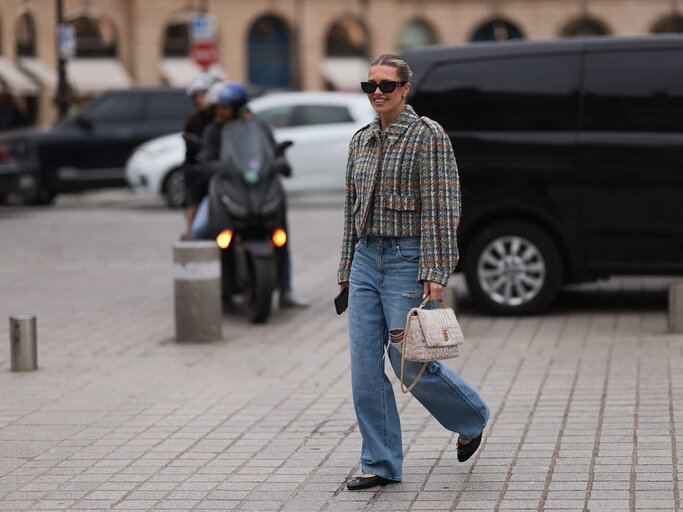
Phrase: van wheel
[
  {"left": 163, "top": 168, "right": 186, "bottom": 208},
  {"left": 463, "top": 221, "right": 562, "bottom": 315}
]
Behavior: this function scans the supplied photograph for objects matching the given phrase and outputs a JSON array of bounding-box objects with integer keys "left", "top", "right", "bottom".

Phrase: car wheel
[
  {"left": 163, "top": 168, "right": 186, "bottom": 208},
  {"left": 463, "top": 221, "right": 562, "bottom": 315},
  {"left": 32, "top": 188, "right": 58, "bottom": 206}
]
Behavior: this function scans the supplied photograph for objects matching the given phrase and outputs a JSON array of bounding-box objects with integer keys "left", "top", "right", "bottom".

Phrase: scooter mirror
[{"left": 275, "top": 140, "right": 293, "bottom": 156}]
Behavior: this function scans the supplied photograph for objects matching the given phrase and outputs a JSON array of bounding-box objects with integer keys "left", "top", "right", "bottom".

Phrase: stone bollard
[
  {"left": 10, "top": 315, "right": 38, "bottom": 371},
  {"left": 173, "top": 242, "right": 222, "bottom": 342},
  {"left": 669, "top": 282, "right": 683, "bottom": 333}
]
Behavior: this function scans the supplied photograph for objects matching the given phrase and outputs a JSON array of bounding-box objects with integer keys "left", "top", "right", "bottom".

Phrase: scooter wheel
[{"left": 245, "top": 255, "right": 276, "bottom": 323}]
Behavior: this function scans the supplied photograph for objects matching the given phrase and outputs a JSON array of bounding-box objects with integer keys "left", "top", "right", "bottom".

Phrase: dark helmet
[{"left": 215, "top": 81, "right": 247, "bottom": 111}]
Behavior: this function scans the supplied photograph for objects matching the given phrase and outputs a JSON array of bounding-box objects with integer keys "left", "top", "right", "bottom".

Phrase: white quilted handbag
[{"left": 400, "top": 297, "right": 464, "bottom": 393}]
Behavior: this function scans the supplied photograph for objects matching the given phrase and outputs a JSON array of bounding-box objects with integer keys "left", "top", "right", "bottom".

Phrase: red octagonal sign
[{"left": 191, "top": 41, "right": 219, "bottom": 69}]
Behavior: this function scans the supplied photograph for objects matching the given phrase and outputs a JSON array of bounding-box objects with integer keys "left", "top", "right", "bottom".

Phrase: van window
[
  {"left": 414, "top": 53, "right": 581, "bottom": 131},
  {"left": 583, "top": 49, "right": 683, "bottom": 132}
]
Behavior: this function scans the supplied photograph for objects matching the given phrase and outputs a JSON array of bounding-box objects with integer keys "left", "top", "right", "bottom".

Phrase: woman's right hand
[{"left": 340, "top": 282, "right": 349, "bottom": 291}]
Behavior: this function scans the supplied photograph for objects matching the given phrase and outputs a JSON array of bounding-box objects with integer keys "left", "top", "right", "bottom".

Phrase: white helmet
[
  {"left": 186, "top": 73, "right": 220, "bottom": 96},
  {"left": 202, "top": 79, "right": 231, "bottom": 107}
]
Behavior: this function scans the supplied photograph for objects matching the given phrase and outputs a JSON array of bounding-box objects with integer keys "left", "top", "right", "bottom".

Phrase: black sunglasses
[{"left": 360, "top": 81, "right": 407, "bottom": 94}]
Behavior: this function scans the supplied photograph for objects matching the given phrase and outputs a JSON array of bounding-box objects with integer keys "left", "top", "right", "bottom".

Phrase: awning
[
  {"left": 159, "top": 58, "right": 227, "bottom": 87},
  {"left": 320, "top": 57, "right": 368, "bottom": 91},
  {"left": 18, "top": 57, "right": 57, "bottom": 90},
  {"left": 66, "top": 58, "right": 133, "bottom": 95},
  {"left": 0, "top": 57, "right": 39, "bottom": 95}
]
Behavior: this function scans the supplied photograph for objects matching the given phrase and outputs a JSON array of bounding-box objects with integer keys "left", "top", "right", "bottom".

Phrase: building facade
[{"left": 0, "top": 0, "right": 682, "bottom": 125}]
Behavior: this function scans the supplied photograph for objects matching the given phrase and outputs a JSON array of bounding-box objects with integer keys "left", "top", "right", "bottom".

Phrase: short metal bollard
[
  {"left": 10, "top": 315, "right": 38, "bottom": 371},
  {"left": 173, "top": 241, "right": 223, "bottom": 342},
  {"left": 669, "top": 282, "right": 683, "bottom": 333}
]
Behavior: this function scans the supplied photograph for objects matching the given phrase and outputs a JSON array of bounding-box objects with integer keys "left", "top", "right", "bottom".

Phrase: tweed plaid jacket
[{"left": 337, "top": 105, "right": 461, "bottom": 286}]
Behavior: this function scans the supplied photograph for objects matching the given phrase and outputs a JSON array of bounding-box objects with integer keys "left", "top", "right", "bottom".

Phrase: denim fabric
[
  {"left": 348, "top": 236, "right": 490, "bottom": 481},
  {"left": 190, "top": 195, "right": 210, "bottom": 240}
]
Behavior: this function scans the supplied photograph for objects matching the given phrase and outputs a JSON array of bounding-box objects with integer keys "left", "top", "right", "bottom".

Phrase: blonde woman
[{"left": 338, "top": 54, "right": 489, "bottom": 490}]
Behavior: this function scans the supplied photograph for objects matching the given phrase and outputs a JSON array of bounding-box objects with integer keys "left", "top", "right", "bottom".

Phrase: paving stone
[
  {"left": 30, "top": 501, "right": 76, "bottom": 510},
  {"left": 112, "top": 501, "right": 156, "bottom": 510}
]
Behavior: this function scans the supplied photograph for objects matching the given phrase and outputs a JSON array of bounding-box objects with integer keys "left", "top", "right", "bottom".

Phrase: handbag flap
[{"left": 415, "top": 307, "right": 464, "bottom": 348}]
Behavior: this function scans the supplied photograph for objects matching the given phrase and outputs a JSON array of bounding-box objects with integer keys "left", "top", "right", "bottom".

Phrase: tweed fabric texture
[
  {"left": 337, "top": 105, "right": 461, "bottom": 285},
  {"left": 402, "top": 306, "right": 463, "bottom": 362}
]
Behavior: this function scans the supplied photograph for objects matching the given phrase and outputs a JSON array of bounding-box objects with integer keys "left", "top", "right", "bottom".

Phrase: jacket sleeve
[
  {"left": 418, "top": 122, "right": 461, "bottom": 286},
  {"left": 337, "top": 137, "right": 358, "bottom": 283},
  {"left": 201, "top": 123, "right": 220, "bottom": 162}
]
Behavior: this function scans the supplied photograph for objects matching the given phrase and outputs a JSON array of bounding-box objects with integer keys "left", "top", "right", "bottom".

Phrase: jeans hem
[{"left": 359, "top": 466, "right": 401, "bottom": 482}]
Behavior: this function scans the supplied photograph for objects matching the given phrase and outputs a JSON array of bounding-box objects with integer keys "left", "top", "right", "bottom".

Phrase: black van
[
  {"left": 0, "top": 87, "right": 194, "bottom": 204},
  {"left": 403, "top": 35, "right": 683, "bottom": 314}
]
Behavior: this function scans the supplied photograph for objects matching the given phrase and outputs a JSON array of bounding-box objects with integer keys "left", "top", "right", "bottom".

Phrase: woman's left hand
[{"left": 423, "top": 281, "right": 444, "bottom": 302}]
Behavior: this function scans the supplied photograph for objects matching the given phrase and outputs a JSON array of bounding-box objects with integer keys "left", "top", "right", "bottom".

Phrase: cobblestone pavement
[{"left": 0, "top": 191, "right": 681, "bottom": 512}]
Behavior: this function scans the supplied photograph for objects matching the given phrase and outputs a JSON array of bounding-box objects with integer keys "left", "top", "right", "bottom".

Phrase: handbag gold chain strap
[{"left": 399, "top": 297, "right": 446, "bottom": 394}]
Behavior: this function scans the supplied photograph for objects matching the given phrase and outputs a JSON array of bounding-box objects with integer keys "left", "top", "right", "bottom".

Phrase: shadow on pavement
[
  {"left": 550, "top": 286, "right": 668, "bottom": 313},
  {"left": 457, "top": 285, "right": 669, "bottom": 315}
]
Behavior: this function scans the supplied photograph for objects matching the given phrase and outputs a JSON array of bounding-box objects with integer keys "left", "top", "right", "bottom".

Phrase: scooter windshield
[{"left": 219, "top": 119, "right": 275, "bottom": 185}]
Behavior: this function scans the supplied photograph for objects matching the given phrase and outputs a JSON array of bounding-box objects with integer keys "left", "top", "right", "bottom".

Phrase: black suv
[
  {"left": 0, "top": 87, "right": 193, "bottom": 204},
  {"left": 403, "top": 35, "right": 683, "bottom": 314}
]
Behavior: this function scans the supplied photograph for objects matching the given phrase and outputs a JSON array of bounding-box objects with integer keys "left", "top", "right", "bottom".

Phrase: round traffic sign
[{"left": 190, "top": 41, "right": 219, "bottom": 69}]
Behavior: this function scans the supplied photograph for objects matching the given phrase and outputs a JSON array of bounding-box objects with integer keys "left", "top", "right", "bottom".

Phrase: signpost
[
  {"left": 55, "top": 0, "right": 72, "bottom": 120},
  {"left": 58, "top": 23, "right": 75, "bottom": 61},
  {"left": 190, "top": 14, "right": 218, "bottom": 70}
]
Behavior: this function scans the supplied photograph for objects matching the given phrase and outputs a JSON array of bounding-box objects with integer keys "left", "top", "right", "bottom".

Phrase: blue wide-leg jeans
[{"left": 348, "top": 236, "right": 490, "bottom": 481}]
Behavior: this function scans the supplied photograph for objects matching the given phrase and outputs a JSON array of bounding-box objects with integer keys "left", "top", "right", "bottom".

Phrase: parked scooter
[{"left": 185, "top": 120, "right": 292, "bottom": 323}]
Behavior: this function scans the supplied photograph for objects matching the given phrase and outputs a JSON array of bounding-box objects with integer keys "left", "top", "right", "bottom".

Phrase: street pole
[
  {"left": 55, "top": 0, "right": 70, "bottom": 120},
  {"left": 294, "top": 0, "right": 304, "bottom": 90}
]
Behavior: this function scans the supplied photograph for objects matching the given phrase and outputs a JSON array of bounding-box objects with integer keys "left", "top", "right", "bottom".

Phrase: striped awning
[
  {"left": 66, "top": 58, "right": 133, "bottom": 95},
  {"left": 0, "top": 57, "right": 39, "bottom": 94}
]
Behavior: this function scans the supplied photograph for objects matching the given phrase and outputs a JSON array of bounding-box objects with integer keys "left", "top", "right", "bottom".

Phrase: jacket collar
[{"left": 369, "top": 104, "right": 419, "bottom": 142}]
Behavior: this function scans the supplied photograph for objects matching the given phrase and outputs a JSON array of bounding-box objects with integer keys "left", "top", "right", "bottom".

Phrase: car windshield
[
  {"left": 57, "top": 93, "right": 145, "bottom": 126},
  {"left": 56, "top": 96, "right": 105, "bottom": 127}
]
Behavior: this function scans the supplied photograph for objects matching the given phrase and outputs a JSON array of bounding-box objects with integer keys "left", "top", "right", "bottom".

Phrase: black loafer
[
  {"left": 346, "top": 474, "right": 398, "bottom": 491},
  {"left": 457, "top": 432, "right": 483, "bottom": 462}
]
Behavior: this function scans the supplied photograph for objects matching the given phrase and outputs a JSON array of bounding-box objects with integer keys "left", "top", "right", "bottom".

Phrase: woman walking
[{"left": 338, "top": 54, "right": 490, "bottom": 490}]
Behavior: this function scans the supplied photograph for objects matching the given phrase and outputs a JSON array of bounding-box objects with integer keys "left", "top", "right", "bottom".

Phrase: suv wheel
[
  {"left": 32, "top": 188, "right": 57, "bottom": 206},
  {"left": 163, "top": 168, "right": 186, "bottom": 208},
  {"left": 463, "top": 221, "right": 562, "bottom": 315},
  {"left": 22, "top": 180, "right": 57, "bottom": 206}
]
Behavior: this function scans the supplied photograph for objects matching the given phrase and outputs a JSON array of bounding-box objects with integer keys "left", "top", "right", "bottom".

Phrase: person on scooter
[
  {"left": 189, "top": 81, "right": 308, "bottom": 309},
  {"left": 182, "top": 73, "right": 221, "bottom": 236}
]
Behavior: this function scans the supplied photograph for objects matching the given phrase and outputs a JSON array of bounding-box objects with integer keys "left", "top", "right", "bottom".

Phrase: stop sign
[{"left": 190, "top": 40, "right": 219, "bottom": 69}]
